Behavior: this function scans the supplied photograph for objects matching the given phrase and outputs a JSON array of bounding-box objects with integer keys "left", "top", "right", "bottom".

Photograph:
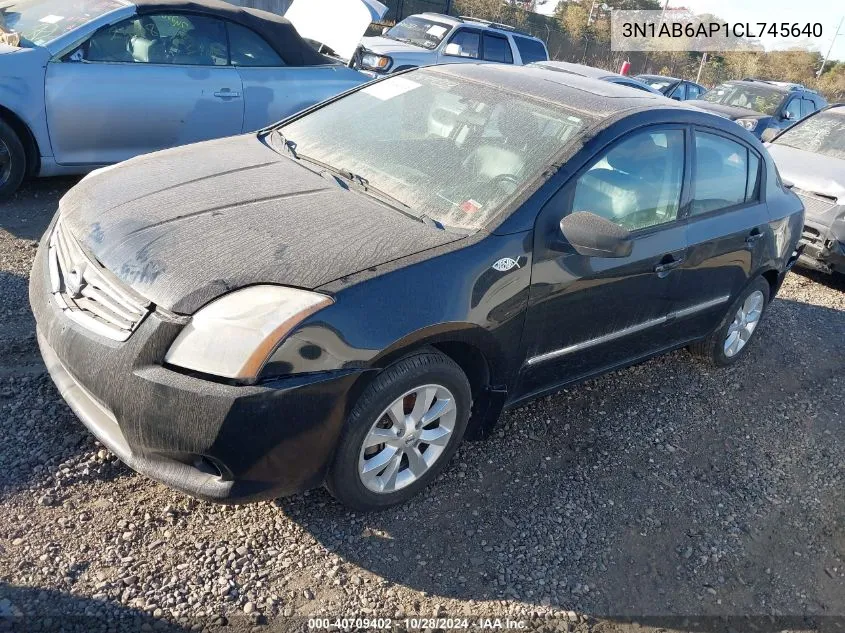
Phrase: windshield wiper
[{"left": 268, "top": 128, "right": 298, "bottom": 160}]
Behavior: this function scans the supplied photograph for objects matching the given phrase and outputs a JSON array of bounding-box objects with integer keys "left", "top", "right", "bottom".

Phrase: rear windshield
[
  {"left": 513, "top": 35, "right": 547, "bottom": 63},
  {"left": 637, "top": 76, "right": 675, "bottom": 91},
  {"left": 277, "top": 68, "right": 592, "bottom": 231},
  {"left": 773, "top": 107, "right": 845, "bottom": 160},
  {"left": 699, "top": 83, "right": 785, "bottom": 116},
  {"left": 384, "top": 15, "right": 453, "bottom": 50},
  {"left": 0, "top": 0, "right": 124, "bottom": 47}
]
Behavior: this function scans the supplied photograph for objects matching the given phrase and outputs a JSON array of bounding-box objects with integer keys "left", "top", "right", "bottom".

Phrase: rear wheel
[
  {"left": 688, "top": 277, "right": 770, "bottom": 366},
  {"left": 0, "top": 119, "right": 26, "bottom": 201},
  {"left": 326, "top": 349, "right": 471, "bottom": 511}
]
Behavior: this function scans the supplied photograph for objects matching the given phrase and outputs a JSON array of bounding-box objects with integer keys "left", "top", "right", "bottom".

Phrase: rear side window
[
  {"left": 692, "top": 131, "right": 758, "bottom": 215},
  {"left": 784, "top": 97, "right": 801, "bottom": 120},
  {"left": 483, "top": 33, "right": 513, "bottom": 63},
  {"left": 513, "top": 36, "right": 548, "bottom": 63},
  {"left": 800, "top": 98, "right": 816, "bottom": 118},
  {"left": 670, "top": 83, "right": 686, "bottom": 100},
  {"left": 687, "top": 83, "right": 702, "bottom": 98},
  {"left": 228, "top": 23, "right": 283, "bottom": 66}
]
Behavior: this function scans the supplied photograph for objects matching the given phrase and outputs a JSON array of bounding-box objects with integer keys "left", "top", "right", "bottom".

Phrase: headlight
[
  {"left": 735, "top": 118, "right": 758, "bottom": 131},
  {"left": 165, "top": 286, "right": 333, "bottom": 380},
  {"left": 361, "top": 53, "right": 391, "bottom": 71}
]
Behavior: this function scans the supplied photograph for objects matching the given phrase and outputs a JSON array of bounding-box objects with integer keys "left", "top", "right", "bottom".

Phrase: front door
[
  {"left": 515, "top": 126, "right": 689, "bottom": 400},
  {"left": 46, "top": 12, "right": 243, "bottom": 166}
]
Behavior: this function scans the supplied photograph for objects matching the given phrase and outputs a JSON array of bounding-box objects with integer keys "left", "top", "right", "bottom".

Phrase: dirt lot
[{"left": 1, "top": 178, "right": 843, "bottom": 633}]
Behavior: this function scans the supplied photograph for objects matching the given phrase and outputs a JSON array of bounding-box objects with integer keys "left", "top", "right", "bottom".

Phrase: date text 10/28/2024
[{"left": 308, "top": 617, "right": 529, "bottom": 630}]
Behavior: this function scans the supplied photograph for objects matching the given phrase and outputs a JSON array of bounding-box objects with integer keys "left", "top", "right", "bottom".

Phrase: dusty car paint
[{"left": 30, "top": 64, "right": 804, "bottom": 504}]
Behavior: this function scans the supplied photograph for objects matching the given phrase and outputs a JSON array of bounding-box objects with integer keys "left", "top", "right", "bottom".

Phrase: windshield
[
  {"left": 699, "top": 83, "right": 784, "bottom": 116},
  {"left": 277, "top": 68, "right": 592, "bottom": 231},
  {"left": 638, "top": 76, "right": 675, "bottom": 91},
  {"left": 0, "top": 0, "right": 123, "bottom": 47},
  {"left": 773, "top": 107, "right": 845, "bottom": 160},
  {"left": 384, "top": 16, "right": 453, "bottom": 49}
]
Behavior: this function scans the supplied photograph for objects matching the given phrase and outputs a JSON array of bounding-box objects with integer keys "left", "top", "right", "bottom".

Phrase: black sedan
[{"left": 31, "top": 64, "right": 804, "bottom": 510}]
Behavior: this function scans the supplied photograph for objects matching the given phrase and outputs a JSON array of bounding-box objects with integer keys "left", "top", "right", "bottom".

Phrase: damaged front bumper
[
  {"left": 797, "top": 219, "right": 845, "bottom": 275},
  {"left": 30, "top": 226, "right": 369, "bottom": 504}
]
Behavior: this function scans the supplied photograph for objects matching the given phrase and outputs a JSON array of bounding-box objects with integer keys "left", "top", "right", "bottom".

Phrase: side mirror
[
  {"left": 444, "top": 42, "right": 462, "bottom": 56},
  {"left": 382, "top": 26, "right": 389, "bottom": 35},
  {"left": 560, "top": 211, "right": 633, "bottom": 258},
  {"left": 782, "top": 110, "right": 796, "bottom": 121},
  {"left": 760, "top": 127, "right": 778, "bottom": 143}
]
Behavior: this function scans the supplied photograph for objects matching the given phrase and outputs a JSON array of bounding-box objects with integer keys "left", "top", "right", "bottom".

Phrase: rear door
[
  {"left": 665, "top": 127, "right": 768, "bottom": 342},
  {"left": 45, "top": 12, "right": 243, "bottom": 166},
  {"left": 516, "top": 126, "right": 688, "bottom": 399}
]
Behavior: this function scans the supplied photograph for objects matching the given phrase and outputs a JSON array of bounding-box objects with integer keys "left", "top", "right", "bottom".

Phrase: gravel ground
[{"left": 1, "top": 178, "right": 843, "bottom": 633}]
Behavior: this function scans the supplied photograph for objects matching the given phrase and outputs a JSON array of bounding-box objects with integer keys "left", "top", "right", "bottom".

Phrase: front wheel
[
  {"left": 326, "top": 349, "right": 471, "bottom": 511},
  {"left": 0, "top": 119, "right": 26, "bottom": 201},
  {"left": 688, "top": 276, "right": 770, "bottom": 366}
]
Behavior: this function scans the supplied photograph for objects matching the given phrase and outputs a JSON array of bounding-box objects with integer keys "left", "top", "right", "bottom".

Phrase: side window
[
  {"left": 800, "top": 98, "right": 816, "bottom": 118},
  {"left": 572, "top": 129, "right": 684, "bottom": 231},
  {"left": 227, "top": 22, "right": 284, "bottom": 66},
  {"left": 692, "top": 132, "right": 751, "bottom": 215},
  {"left": 746, "top": 151, "right": 760, "bottom": 201},
  {"left": 447, "top": 30, "right": 480, "bottom": 58},
  {"left": 482, "top": 33, "right": 512, "bottom": 63},
  {"left": 670, "top": 83, "right": 686, "bottom": 100},
  {"left": 513, "top": 36, "right": 548, "bottom": 63},
  {"left": 687, "top": 84, "right": 702, "bottom": 99},
  {"left": 618, "top": 79, "right": 654, "bottom": 93},
  {"left": 87, "top": 14, "right": 228, "bottom": 65},
  {"left": 783, "top": 97, "right": 801, "bottom": 120}
]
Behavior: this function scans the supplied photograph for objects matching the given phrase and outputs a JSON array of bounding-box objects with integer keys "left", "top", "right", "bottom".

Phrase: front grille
[
  {"left": 793, "top": 188, "right": 837, "bottom": 216},
  {"left": 48, "top": 221, "right": 151, "bottom": 341}
]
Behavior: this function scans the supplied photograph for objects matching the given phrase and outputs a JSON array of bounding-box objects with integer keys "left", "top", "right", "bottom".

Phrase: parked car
[
  {"left": 532, "top": 61, "right": 663, "bottom": 94},
  {"left": 0, "top": 0, "right": 372, "bottom": 199},
  {"left": 764, "top": 104, "right": 845, "bottom": 276},
  {"left": 635, "top": 74, "right": 706, "bottom": 100},
  {"left": 31, "top": 64, "right": 803, "bottom": 510},
  {"left": 349, "top": 13, "right": 548, "bottom": 77},
  {"left": 692, "top": 79, "right": 827, "bottom": 139}
]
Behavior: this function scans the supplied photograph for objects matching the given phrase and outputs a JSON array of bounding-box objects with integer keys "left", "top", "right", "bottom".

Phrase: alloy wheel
[
  {"left": 724, "top": 290, "right": 764, "bottom": 358},
  {"left": 358, "top": 384, "right": 457, "bottom": 494}
]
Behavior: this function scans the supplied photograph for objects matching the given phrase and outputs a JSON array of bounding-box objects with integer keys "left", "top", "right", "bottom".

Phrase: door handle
[
  {"left": 654, "top": 259, "right": 684, "bottom": 274},
  {"left": 214, "top": 89, "right": 241, "bottom": 99}
]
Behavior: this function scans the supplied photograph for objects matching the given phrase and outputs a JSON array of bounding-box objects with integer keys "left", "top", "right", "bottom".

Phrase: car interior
[{"left": 86, "top": 14, "right": 227, "bottom": 65}]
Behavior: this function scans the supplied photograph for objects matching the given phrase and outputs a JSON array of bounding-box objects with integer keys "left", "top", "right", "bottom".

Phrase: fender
[{"left": 0, "top": 47, "right": 52, "bottom": 170}]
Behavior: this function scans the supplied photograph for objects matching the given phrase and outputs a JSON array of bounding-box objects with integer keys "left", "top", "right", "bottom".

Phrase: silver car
[{"left": 0, "top": 0, "right": 373, "bottom": 198}]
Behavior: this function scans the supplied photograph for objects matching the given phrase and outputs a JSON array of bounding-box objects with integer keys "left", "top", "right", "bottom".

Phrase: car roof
[
  {"left": 530, "top": 60, "right": 617, "bottom": 80},
  {"left": 415, "top": 12, "right": 543, "bottom": 40},
  {"left": 432, "top": 64, "right": 687, "bottom": 118},
  {"left": 638, "top": 74, "right": 682, "bottom": 82},
  {"left": 723, "top": 79, "right": 791, "bottom": 93}
]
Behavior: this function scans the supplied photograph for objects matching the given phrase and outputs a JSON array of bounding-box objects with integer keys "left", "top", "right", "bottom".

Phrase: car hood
[
  {"left": 361, "top": 35, "right": 429, "bottom": 55},
  {"left": 767, "top": 143, "right": 845, "bottom": 205},
  {"left": 58, "top": 135, "right": 462, "bottom": 314},
  {"left": 692, "top": 101, "right": 768, "bottom": 120},
  {"left": 286, "top": 0, "right": 387, "bottom": 60}
]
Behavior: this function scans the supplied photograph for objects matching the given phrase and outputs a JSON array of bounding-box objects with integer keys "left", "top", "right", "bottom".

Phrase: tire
[
  {"left": 0, "top": 119, "right": 26, "bottom": 201},
  {"left": 688, "top": 276, "right": 770, "bottom": 367},
  {"left": 326, "top": 348, "right": 471, "bottom": 511}
]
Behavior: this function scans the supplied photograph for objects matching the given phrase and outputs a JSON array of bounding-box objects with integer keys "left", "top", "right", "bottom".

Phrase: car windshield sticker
[
  {"left": 459, "top": 199, "right": 482, "bottom": 213},
  {"left": 39, "top": 15, "right": 64, "bottom": 24},
  {"left": 427, "top": 25, "right": 447, "bottom": 37},
  {"left": 362, "top": 77, "right": 422, "bottom": 101}
]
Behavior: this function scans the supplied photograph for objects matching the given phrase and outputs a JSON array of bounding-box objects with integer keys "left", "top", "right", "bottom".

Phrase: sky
[{"left": 535, "top": 0, "right": 845, "bottom": 63}]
